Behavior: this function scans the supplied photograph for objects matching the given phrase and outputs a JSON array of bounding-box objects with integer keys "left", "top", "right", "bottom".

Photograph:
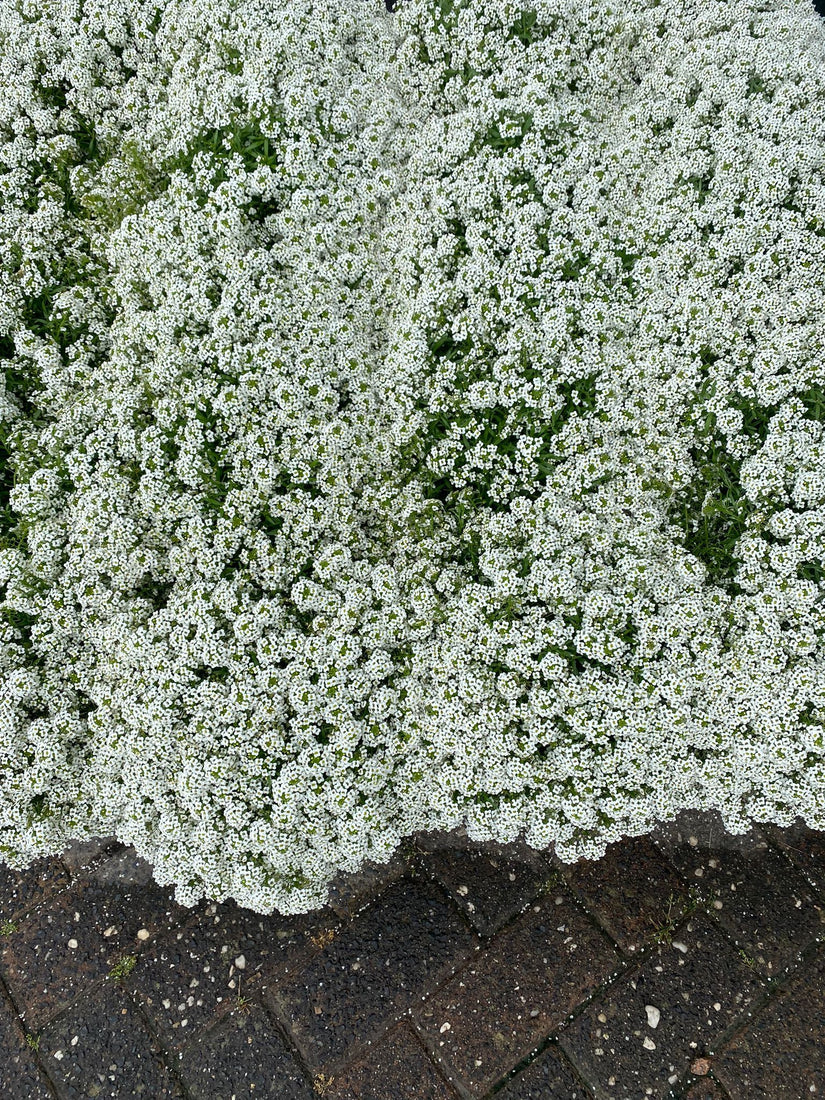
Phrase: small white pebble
[
  {"left": 103, "top": 926, "right": 117, "bottom": 938},
  {"left": 137, "top": 929, "right": 150, "bottom": 941},
  {"left": 694, "top": 868, "right": 704, "bottom": 877},
  {"left": 643, "top": 1037, "right": 656, "bottom": 1050},
  {"left": 555, "top": 897, "right": 564, "bottom": 905},
  {"left": 713, "top": 900, "right": 723, "bottom": 909},
  {"left": 645, "top": 1005, "right": 661, "bottom": 1029},
  {"left": 54, "top": 1051, "right": 64, "bottom": 1061},
  {"left": 70, "top": 1036, "right": 78, "bottom": 1046},
  {"left": 440, "top": 1022, "right": 451, "bottom": 1033},
  {"left": 688, "top": 836, "right": 698, "bottom": 846},
  {"left": 598, "top": 1013, "right": 607, "bottom": 1023},
  {"left": 672, "top": 941, "right": 688, "bottom": 953},
  {"left": 234, "top": 955, "right": 246, "bottom": 971},
  {"left": 67, "top": 939, "right": 78, "bottom": 950},
  {"left": 508, "top": 873, "right": 516, "bottom": 881},
  {"left": 714, "top": 1003, "right": 721, "bottom": 1011},
  {"left": 457, "top": 886, "right": 468, "bottom": 896}
]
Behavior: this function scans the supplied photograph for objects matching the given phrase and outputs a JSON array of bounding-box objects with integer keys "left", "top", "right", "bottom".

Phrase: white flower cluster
[{"left": 1, "top": 0, "right": 825, "bottom": 914}]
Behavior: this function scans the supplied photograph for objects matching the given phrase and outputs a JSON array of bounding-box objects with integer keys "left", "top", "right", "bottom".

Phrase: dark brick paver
[
  {"left": 761, "top": 818, "right": 825, "bottom": 897},
  {"left": 125, "top": 898, "right": 337, "bottom": 1053},
  {"left": 0, "top": 811, "right": 823, "bottom": 1099},
  {"left": 324, "top": 1021, "right": 460, "bottom": 1100},
  {"left": 492, "top": 1041, "right": 593, "bottom": 1099},
  {"left": 683, "top": 1079, "right": 729, "bottom": 1100},
  {"left": 0, "top": 857, "right": 72, "bottom": 924},
  {"left": 266, "top": 873, "right": 477, "bottom": 1074},
  {"left": 417, "top": 842, "right": 554, "bottom": 936},
  {"left": 554, "top": 834, "right": 695, "bottom": 956},
  {"left": 412, "top": 886, "right": 620, "bottom": 1096},
  {"left": 0, "top": 980, "right": 54, "bottom": 1099},
  {"left": 176, "top": 1002, "right": 316, "bottom": 1099},
  {"left": 713, "top": 942, "right": 825, "bottom": 1100},
  {"left": 37, "top": 976, "right": 183, "bottom": 1099},
  {"left": 652, "top": 816, "right": 824, "bottom": 978},
  {"left": 0, "top": 876, "right": 189, "bottom": 1031},
  {"left": 556, "top": 912, "right": 766, "bottom": 1099}
]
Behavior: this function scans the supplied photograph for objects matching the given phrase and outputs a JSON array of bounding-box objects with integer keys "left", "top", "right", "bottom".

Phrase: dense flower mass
[{"left": 1, "top": 0, "right": 825, "bottom": 913}]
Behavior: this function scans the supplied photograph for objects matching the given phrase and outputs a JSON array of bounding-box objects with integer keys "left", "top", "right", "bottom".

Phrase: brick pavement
[{"left": 0, "top": 811, "right": 823, "bottom": 1099}]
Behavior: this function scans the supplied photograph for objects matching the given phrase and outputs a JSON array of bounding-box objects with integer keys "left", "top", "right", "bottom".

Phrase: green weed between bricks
[{"left": 1, "top": 0, "right": 825, "bottom": 916}]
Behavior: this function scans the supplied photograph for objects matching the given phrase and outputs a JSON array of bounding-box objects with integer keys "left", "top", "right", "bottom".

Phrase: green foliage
[
  {"left": 670, "top": 431, "right": 755, "bottom": 590},
  {"left": 729, "top": 393, "right": 779, "bottom": 445},
  {"left": 25, "top": 793, "right": 50, "bottom": 828},
  {"left": 162, "top": 116, "right": 285, "bottom": 192},
  {"left": 108, "top": 954, "right": 138, "bottom": 981},
  {"left": 797, "top": 560, "right": 825, "bottom": 585},
  {"left": 799, "top": 383, "right": 825, "bottom": 423},
  {"left": 509, "top": 9, "right": 539, "bottom": 46}
]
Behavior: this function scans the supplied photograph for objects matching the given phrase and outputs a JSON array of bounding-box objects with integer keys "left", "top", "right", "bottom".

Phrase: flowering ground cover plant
[{"left": 1, "top": 0, "right": 824, "bottom": 915}]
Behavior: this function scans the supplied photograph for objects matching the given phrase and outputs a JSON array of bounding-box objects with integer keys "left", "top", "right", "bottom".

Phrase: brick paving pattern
[{"left": 0, "top": 811, "right": 823, "bottom": 1098}]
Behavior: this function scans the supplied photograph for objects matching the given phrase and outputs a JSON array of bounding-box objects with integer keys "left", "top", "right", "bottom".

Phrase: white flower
[{"left": 1, "top": 0, "right": 824, "bottom": 914}]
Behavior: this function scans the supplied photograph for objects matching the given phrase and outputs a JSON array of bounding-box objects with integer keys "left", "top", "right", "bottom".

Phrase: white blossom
[{"left": 0, "top": 0, "right": 824, "bottom": 914}]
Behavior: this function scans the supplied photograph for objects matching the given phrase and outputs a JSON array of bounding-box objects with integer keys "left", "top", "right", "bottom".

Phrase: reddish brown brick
[
  {"left": 714, "top": 943, "right": 825, "bottom": 1100},
  {"left": 37, "top": 977, "right": 183, "bottom": 1099},
  {"left": 412, "top": 886, "right": 620, "bottom": 1096},
  {"left": 126, "top": 897, "right": 339, "bottom": 1053},
  {"left": 267, "top": 874, "right": 476, "bottom": 1075},
  {"left": 557, "top": 912, "right": 765, "bottom": 1099},
  {"left": 0, "top": 877, "right": 189, "bottom": 1031},
  {"left": 177, "top": 1002, "right": 315, "bottom": 1099},
  {"left": 652, "top": 818, "right": 823, "bottom": 978},
  {"left": 325, "top": 1021, "right": 459, "bottom": 1100},
  {"left": 555, "top": 834, "right": 694, "bottom": 955}
]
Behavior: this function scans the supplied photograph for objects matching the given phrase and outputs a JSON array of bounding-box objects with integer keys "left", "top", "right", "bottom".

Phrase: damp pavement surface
[{"left": 0, "top": 812, "right": 824, "bottom": 1099}]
